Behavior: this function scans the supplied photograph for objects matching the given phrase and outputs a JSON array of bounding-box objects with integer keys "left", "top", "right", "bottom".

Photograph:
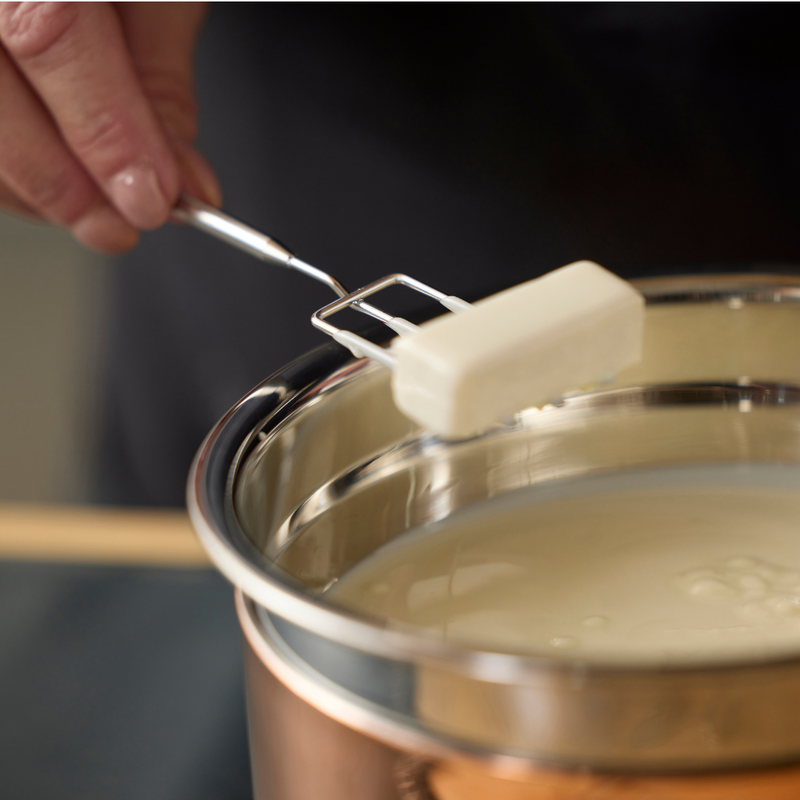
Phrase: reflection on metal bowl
[{"left": 189, "top": 275, "right": 800, "bottom": 799}]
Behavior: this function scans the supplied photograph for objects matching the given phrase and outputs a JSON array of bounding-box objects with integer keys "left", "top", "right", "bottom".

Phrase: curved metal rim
[
  {"left": 236, "top": 590, "right": 535, "bottom": 768},
  {"left": 188, "top": 274, "right": 800, "bottom": 683},
  {"left": 238, "top": 591, "right": 800, "bottom": 775}
]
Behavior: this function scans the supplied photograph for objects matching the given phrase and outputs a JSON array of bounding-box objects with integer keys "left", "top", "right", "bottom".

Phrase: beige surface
[
  {"left": 0, "top": 214, "right": 108, "bottom": 503},
  {"left": 0, "top": 503, "right": 211, "bottom": 567}
]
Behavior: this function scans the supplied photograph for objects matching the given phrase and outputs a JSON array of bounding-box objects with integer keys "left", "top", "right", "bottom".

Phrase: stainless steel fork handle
[
  {"left": 172, "top": 195, "right": 472, "bottom": 368},
  {"left": 171, "top": 195, "right": 349, "bottom": 298}
]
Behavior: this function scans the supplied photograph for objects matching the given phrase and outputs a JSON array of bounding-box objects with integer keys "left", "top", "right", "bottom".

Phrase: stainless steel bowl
[{"left": 189, "top": 275, "right": 800, "bottom": 798}]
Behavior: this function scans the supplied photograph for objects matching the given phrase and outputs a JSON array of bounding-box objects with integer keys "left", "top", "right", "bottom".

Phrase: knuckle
[
  {"left": 0, "top": 2, "right": 80, "bottom": 62},
  {"left": 0, "top": 181, "right": 38, "bottom": 218},
  {"left": 138, "top": 71, "right": 198, "bottom": 141},
  {"left": 68, "top": 110, "right": 131, "bottom": 168},
  {"left": 23, "top": 162, "right": 86, "bottom": 223}
]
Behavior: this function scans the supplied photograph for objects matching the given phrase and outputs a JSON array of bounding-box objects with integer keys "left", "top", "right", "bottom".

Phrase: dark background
[{"left": 101, "top": 2, "right": 800, "bottom": 510}]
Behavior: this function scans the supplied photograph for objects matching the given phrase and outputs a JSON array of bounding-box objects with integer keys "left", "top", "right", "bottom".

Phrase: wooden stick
[{"left": 0, "top": 503, "right": 211, "bottom": 567}]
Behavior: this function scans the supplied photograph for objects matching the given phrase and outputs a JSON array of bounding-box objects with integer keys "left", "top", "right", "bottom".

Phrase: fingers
[
  {"left": 115, "top": 2, "right": 206, "bottom": 143},
  {"left": 0, "top": 179, "right": 39, "bottom": 219},
  {"left": 116, "top": 2, "right": 221, "bottom": 205},
  {"left": 0, "top": 41, "right": 139, "bottom": 252},
  {"left": 174, "top": 140, "right": 222, "bottom": 206},
  {"left": 0, "top": 2, "right": 181, "bottom": 229},
  {"left": 0, "top": 2, "right": 217, "bottom": 252}
]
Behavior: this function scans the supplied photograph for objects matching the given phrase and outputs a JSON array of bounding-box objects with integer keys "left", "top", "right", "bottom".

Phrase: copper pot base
[{"left": 242, "top": 611, "right": 800, "bottom": 800}]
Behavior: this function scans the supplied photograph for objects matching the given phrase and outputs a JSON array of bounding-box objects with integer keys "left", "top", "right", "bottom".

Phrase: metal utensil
[{"left": 171, "top": 195, "right": 472, "bottom": 368}]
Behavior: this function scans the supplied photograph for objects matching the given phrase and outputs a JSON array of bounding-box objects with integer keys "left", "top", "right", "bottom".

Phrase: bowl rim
[{"left": 187, "top": 273, "right": 800, "bottom": 683}]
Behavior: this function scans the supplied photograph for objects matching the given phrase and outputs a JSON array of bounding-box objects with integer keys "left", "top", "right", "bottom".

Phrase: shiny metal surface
[
  {"left": 172, "top": 194, "right": 349, "bottom": 297},
  {"left": 189, "top": 275, "right": 800, "bottom": 774},
  {"left": 311, "top": 273, "right": 472, "bottom": 370},
  {"left": 240, "top": 610, "right": 408, "bottom": 800},
  {"left": 239, "top": 593, "right": 800, "bottom": 799},
  {"left": 173, "top": 196, "right": 468, "bottom": 365}
]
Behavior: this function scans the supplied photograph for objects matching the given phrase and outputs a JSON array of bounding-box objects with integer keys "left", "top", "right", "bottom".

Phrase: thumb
[{"left": 116, "top": 2, "right": 221, "bottom": 206}]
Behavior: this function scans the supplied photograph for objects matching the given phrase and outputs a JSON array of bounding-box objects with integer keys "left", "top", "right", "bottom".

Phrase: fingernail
[
  {"left": 108, "top": 158, "right": 170, "bottom": 230},
  {"left": 73, "top": 203, "right": 140, "bottom": 254},
  {"left": 179, "top": 145, "right": 223, "bottom": 207}
]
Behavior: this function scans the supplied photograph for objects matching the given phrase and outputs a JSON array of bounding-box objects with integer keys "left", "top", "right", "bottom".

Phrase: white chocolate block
[{"left": 391, "top": 261, "right": 645, "bottom": 438}]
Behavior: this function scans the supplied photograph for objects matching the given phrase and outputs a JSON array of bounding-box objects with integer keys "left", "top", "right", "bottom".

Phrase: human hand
[{"left": 0, "top": 2, "right": 220, "bottom": 253}]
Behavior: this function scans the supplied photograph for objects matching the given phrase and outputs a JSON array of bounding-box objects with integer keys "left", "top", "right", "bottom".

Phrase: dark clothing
[
  {"left": 0, "top": 562, "right": 251, "bottom": 800},
  {"left": 100, "top": 2, "right": 800, "bottom": 508}
]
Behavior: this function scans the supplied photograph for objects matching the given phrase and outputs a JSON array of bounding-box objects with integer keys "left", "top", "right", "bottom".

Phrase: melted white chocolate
[{"left": 326, "top": 465, "right": 800, "bottom": 665}]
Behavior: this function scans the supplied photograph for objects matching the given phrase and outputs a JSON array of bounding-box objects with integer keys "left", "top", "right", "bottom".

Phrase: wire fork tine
[{"left": 311, "top": 274, "right": 472, "bottom": 368}]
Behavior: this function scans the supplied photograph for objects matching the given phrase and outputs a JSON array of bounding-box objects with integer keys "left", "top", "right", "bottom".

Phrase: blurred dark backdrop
[{"left": 99, "top": 2, "right": 800, "bottom": 510}]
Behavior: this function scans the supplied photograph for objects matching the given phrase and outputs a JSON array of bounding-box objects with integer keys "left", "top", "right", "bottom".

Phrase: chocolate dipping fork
[{"left": 172, "top": 195, "right": 644, "bottom": 438}]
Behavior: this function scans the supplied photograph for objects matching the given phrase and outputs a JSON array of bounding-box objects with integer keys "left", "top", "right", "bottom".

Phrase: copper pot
[{"left": 189, "top": 275, "right": 800, "bottom": 799}]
